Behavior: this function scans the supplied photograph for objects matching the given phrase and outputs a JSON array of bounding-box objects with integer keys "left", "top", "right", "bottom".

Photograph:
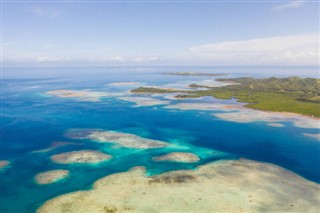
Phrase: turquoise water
[{"left": 1, "top": 67, "right": 319, "bottom": 213}]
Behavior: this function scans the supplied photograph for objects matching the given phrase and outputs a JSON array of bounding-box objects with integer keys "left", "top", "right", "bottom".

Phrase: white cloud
[
  {"left": 105, "top": 56, "right": 126, "bottom": 62},
  {"left": 103, "top": 56, "right": 162, "bottom": 63},
  {"left": 272, "top": 0, "right": 307, "bottom": 11},
  {"left": 188, "top": 34, "right": 319, "bottom": 66},
  {"left": 35, "top": 56, "right": 71, "bottom": 62},
  {"left": 131, "top": 56, "right": 162, "bottom": 62}
]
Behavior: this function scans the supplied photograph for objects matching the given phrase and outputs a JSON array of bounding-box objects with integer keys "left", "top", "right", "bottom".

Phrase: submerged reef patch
[
  {"left": 46, "top": 90, "right": 110, "bottom": 102},
  {"left": 164, "top": 102, "right": 242, "bottom": 111},
  {"left": 65, "top": 129, "right": 169, "bottom": 149},
  {"left": 152, "top": 152, "right": 200, "bottom": 163},
  {"left": 119, "top": 96, "right": 170, "bottom": 107},
  {"left": 213, "top": 109, "right": 320, "bottom": 129},
  {"left": 0, "top": 160, "right": 10, "bottom": 170},
  {"left": 303, "top": 133, "right": 320, "bottom": 140},
  {"left": 32, "top": 141, "right": 83, "bottom": 153},
  {"left": 38, "top": 159, "right": 320, "bottom": 213},
  {"left": 51, "top": 150, "right": 112, "bottom": 164},
  {"left": 267, "top": 123, "right": 285, "bottom": 127},
  {"left": 35, "top": 170, "right": 69, "bottom": 185}
]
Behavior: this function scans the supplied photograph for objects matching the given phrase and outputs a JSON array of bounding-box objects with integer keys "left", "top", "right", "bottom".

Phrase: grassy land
[{"left": 131, "top": 77, "right": 320, "bottom": 117}]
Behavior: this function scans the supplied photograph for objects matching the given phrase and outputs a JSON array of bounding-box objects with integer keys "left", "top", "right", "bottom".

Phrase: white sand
[
  {"left": 38, "top": 159, "right": 320, "bottom": 213},
  {"left": 35, "top": 170, "right": 70, "bottom": 184},
  {"left": 152, "top": 152, "right": 200, "bottom": 163},
  {"left": 51, "top": 150, "right": 112, "bottom": 164}
]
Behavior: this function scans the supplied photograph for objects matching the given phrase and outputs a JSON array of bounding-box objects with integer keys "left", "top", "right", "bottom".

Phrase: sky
[{"left": 1, "top": 0, "right": 319, "bottom": 66}]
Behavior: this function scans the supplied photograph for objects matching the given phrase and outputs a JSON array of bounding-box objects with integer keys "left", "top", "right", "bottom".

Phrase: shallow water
[{"left": 1, "top": 66, "right": 319, "bottom": 213}]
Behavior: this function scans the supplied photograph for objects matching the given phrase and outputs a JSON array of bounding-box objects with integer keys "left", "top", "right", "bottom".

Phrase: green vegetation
[{"left": 131, "top": 77, "right": 320, "bottom": 117}]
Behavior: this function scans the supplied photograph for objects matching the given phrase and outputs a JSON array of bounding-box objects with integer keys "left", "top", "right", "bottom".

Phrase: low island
[{"left": 131, "top": 77, "right": 320, "bottom": 117}]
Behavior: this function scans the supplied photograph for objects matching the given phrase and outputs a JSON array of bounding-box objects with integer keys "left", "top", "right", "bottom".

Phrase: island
[
  {"left": 131, "top": 77, "right": 320, "bottom": 117},
  {"left": 34, "top": 170, "right": 70, "bottom": 185}
]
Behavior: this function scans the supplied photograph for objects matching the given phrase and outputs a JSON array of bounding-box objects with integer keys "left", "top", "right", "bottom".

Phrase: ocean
[{"left": 1, "top": 66, "right": 319, "bottom": 213}]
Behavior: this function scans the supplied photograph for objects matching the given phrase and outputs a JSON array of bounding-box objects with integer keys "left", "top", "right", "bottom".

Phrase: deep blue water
[{"left": 1, "top": 66, "right": 319, "bottom": 213}]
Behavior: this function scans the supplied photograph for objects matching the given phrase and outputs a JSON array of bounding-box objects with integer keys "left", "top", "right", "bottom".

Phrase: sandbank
[
  {"left": 51, "top": 150, "right": 112, "bottom": 164},
  {"left": 35, "top": 170, "right": 69, "bottom": 184},
  {"left": 38, "top": 159, "right": 320, "bottom": 213}
]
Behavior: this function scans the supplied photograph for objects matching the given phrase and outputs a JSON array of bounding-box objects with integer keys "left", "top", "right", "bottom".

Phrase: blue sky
[{"left": 2, "top": 0, "right": 319, "bottom": 66}]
